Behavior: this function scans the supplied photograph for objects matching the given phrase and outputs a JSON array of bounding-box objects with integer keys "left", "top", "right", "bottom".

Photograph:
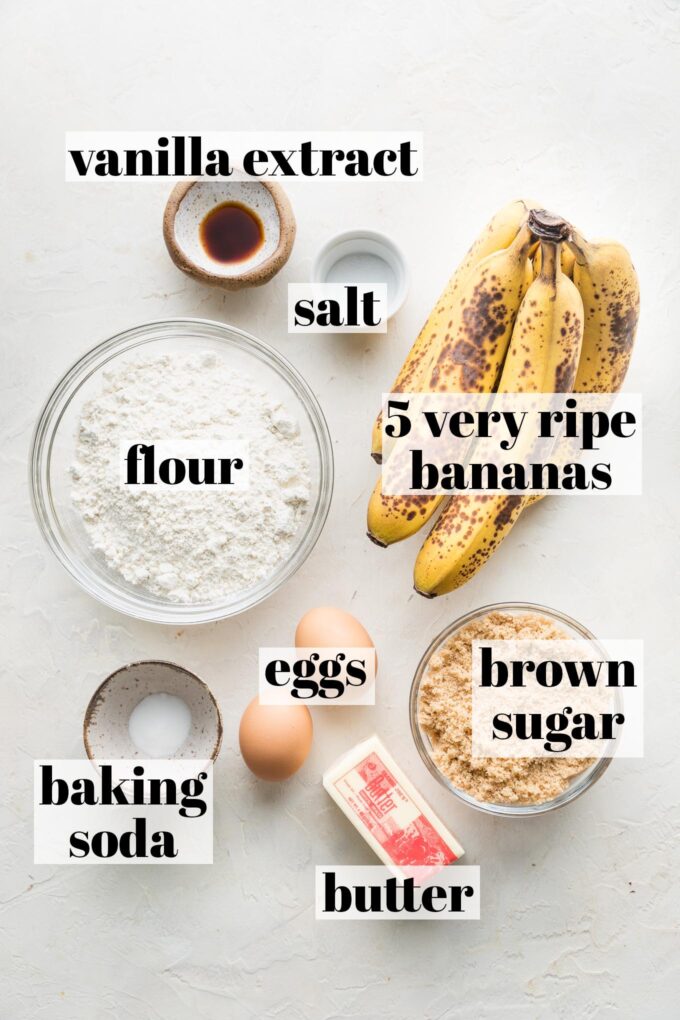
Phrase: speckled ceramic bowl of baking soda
[
  {"left": 83, "top": 660, "right": 223, "bottom": 763},
  {"left": 409, "top": 602, "right": 618, "bottom": 817},
  {"left": 30, "top": 318, "right": 334, "bottom": 624}
]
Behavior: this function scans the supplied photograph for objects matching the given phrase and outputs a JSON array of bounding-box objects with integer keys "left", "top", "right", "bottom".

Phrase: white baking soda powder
[
  {"left": 128, "top": 693, "right": 192, "bottom": 757},
  {"left": 70, "top": 351, "right": 311, "bottom": 603}
]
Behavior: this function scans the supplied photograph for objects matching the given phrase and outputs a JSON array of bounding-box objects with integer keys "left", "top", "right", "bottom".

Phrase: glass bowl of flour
[{"left": 30, "top": 319, "right": 333, "bottom": 623}]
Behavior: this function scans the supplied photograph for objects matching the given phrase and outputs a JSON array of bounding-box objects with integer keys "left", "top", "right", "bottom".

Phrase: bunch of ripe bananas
[{"left": 367, "top": 200, "right": 640, "bottom": 596}]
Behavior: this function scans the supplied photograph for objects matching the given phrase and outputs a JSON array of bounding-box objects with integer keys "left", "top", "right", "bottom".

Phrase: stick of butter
[{"left": 323, "top": 735, "right": 464, "bottom": 877}]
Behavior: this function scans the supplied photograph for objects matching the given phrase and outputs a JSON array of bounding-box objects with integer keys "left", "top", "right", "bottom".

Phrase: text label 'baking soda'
[
  {"left": 288, "top": 284, "right": 388, "bottom": 334},
  {"left": 315, "top": 866, "right": 481, "bottom": 920},
  {"left": 471, "top": 639, "right": 644, "bottom": 758},
  {"left": 259, "top": 648, "right": 376, "bottom": 705},
  {"left": 34, "top": 760, "right": 213, "bottom": 865},
  {"left": 119, "top": 440, "right": 249, "bottom": 491}
]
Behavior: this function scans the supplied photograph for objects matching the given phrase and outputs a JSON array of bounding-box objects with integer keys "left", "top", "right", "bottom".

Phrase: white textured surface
[{"left": 1, "top": 1, "right": 679, "bottom": 1017}]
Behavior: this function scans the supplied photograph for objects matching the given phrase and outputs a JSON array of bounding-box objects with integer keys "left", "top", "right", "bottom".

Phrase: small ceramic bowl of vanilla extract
[{"left": 163, "top": 176, "right": 296, "bottom": 289}]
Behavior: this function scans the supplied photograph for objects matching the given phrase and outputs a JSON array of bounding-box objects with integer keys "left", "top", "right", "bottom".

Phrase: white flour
[{"left": 71, "top": 351, "right": 311, "bottom": 603}]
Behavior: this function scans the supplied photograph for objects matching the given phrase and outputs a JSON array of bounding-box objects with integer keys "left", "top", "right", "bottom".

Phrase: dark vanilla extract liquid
[{"left": 199, "top": 202, "right": 264, "bottom": 264}]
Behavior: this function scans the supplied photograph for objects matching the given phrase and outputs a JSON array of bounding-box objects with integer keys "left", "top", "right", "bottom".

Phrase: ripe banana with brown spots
[
  {"left": 370, "top": 199, "right": 539, "bottom": 463},
  {"left": 501, "top": 236, "right": 584, "bottom": 393},
  {"left": 413, "top": 213, "right": 584, "bottom": 597},
  {"left": 568, "top": 230, "right": 640, "bottom": 392},
  {"left": 367, "top": 221, "right": 538, "bottom": 547},
  {"left": 523, "top": 229, "right": 640, "bottom": 509}
]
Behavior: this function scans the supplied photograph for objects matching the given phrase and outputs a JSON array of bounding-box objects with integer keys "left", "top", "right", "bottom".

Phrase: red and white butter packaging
[{"left": 323, "top": 735, "right": 464, "bottom": 879}]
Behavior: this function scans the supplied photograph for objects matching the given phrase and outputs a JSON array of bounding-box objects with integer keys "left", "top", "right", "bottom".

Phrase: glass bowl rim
[
  {"left": 409, "top": 601, "right": 616, "bottom": 817},
  {"left": 29, "top": 317, "right": 334, "bottom": 624}
]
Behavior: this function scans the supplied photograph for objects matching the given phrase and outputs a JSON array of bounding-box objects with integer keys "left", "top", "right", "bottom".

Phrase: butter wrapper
[{"left": 323, "top": 735, "right": 464, "bottom": 878}]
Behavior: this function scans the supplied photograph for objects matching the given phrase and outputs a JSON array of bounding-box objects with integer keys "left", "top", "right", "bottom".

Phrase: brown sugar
[{"left": 418, "top": 610, "right": 592, "bottom": 805}]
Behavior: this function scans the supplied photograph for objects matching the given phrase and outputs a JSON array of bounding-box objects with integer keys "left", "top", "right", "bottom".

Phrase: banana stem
[
  {"left": 511, "top": 221, "right": 541, "bottom": 261},
  {"left": 528, "top": 208, "right": 570, "bottom": 242},
  {"left": 565, "top": 227, "right": 591, "bottom": 267},
  {"left": 538, "top": 240, "right": 559, "bottom": 281}
]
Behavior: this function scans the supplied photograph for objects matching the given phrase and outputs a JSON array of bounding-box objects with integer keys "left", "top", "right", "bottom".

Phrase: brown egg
[
  {"left": 295, "top": 606, "right": 377, "bottom": 672},
  {"left": 238, "top": 697, "right": 313, "bottom": 781}
]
